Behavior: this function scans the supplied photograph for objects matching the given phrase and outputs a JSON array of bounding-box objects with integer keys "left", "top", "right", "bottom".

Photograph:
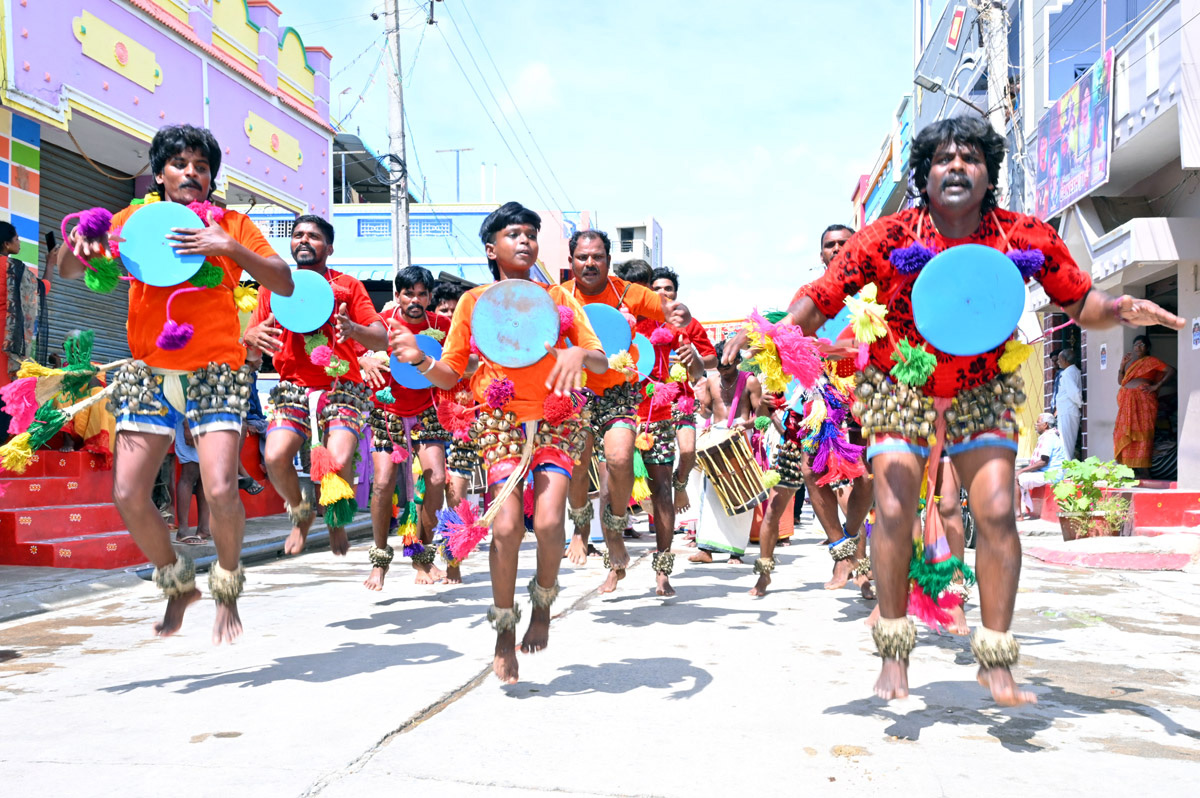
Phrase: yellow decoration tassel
[
  {"left": 234, "top": 285, "right": 259, "bottom": 313},
  {"left": 17, "top": 361, "right": 64, "bottom": 380},
  {"left": 631, "top": 476, "right": 652, "bottom": 503},
  {"left": 800, "top": 396, "right": 827, "bottom": 431},
  {"left": 998, "top": 339, "right": 1034, "bottom": 373},
  {"left": 0, "top": 432, "right": 34, "bottom": 473},
  {"left": 845, "top": 283, "right": 889, "bottom": 344},
  {"left": 319, "top": 473, "right": 356, "bottom": 506}
]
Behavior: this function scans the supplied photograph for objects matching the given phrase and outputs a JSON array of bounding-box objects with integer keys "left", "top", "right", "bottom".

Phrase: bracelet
[{"left": 418, "top": 356, "right": 437, "bottom": 375}]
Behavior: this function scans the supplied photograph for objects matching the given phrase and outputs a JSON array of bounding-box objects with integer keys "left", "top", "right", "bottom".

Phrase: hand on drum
[
  {"left": 243, "top": 312, "right": 283, "bottom": 356},
  {"left": 359, "top": 354, "right": 389, "bottom": 389},
  {"left": 168, "top": 209, "right": 234, "bottom": 258},
  {"left": 543, "top": 343, "right": 589, "bottom": 396},
  {"left": 387, "top": 321, "right": 424, "bottom": 365},
  {"left": 1115, "top": 295, "right": 1185, "bottom": 330}
]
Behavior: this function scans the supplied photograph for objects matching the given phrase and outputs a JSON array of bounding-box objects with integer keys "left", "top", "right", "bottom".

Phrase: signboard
[
  {"left": 1035, "top": 49, "right": 1114, "bottom": 220},
  {"left": 946, "top": 6, "right": 967, "bottom": 50}
]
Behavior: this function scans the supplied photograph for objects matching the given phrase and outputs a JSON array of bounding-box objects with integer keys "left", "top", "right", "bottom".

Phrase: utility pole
[
  {"left": 436, "top": 147, "right": 474, "bottom": 202},
  {"left": 385, "top": 0, "right": 410, "bottom": 275},
  {"left": 975, "top": 0, "right": 1010, "bottom": 206}
]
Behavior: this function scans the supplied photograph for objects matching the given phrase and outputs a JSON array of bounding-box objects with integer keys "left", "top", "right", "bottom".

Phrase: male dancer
[
  {"left": 649, "top": 266, "right": 717, "bottom": 516},
  {"left": 561, "top": 233, "right": 691, "bottom": 593},
  {"left": 359, "top": 266, "right": 452, "bottom": 589},
  {"left": 389, "top": 201, "right": 606, "bottom": 683},
  {"left": 62, "top": 124, "right": 292, "bottom": 643},
  {"left": 430, "top": 279, "right": 480, "bottom": 512},
  {"left": 752, "top": 225, "right": 873, "bottom": 598},
  {"left": 751, "top": 116, "right": 1182, "bottom": 705},
  {"left": 244, "top": 216, "right": 387, "bottom": 557}
]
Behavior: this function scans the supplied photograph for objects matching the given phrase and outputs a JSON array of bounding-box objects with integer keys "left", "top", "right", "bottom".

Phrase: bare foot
[
  {"left": 444, "top": 564, "right": 462, "bottom": 584},
  {"left": 603, "top": 531, "right": 630, "bottom": 570},
  {"left": 673, "top": 486, "right": 690, "bottom": 513},
  {"left": 977, "top": 666, "right": 1038, "bottom": 706},
  {"left": 864, "top": 605, "right": 881, "bottom": 628},
  {"left": 778, "top": 539, "right": 792, "bottom": 547},
  {"left": 856, "top": 576, "right": 876, "bottom": 600},
  {"left": 825, "top": 558, "right": 853, "bottom": 590},
  {"left": 947, "top": 603, "right": 969, "bottom": 635},
  {"left": 565, "top": 534, "right": 588, "bottom": 566},
  {"left": 328, "top": 525, "right": 350, "bottom": 556},
  {"left": 212, "top": 601, "right": 243, "bottom": 645},
  {"left": 413, "top": 562, "right": 443, "bottom": 585},
  {"left": 520, "top": 606, "right": 551, "bottom": 653},
  {"left": 153, "top": 588, "right": 201, "bottom": 637},
  {"left": 750, "top": 572, "right": 771, "bottom": 597},
  {"left": 729, "top": 555, "right": 744, "bottom": 565},
  {"left": 685, "top": 539, "right": 697, "bottom": 548},
  {"left": 655, "top": 572, "right": 676, "bottom": 597},
  {"left": 364, "top": 565, "right": 387, "bottom": 591},
  {"left": 598, "top": 568, "right": 625, "bottom": 594},
  {"left": 429, "top": 564, "right": 446, "bottom": 582},
  {"left": 874, "top": 658, "right": 909, "bottom": 700},
  {"left": 688, "top": 550, "right": 713, "bottom": 563},
  {"left": 283, "top": 514, "right": 315, "bottom": 556},
  {"left": 493, "top": 629, "right": 519, "bottom": 684}
]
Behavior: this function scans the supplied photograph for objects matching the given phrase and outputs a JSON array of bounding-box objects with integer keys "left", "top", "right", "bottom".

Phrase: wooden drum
[{"left": 695, "top": 427, "right": 768, "bottom": 515}]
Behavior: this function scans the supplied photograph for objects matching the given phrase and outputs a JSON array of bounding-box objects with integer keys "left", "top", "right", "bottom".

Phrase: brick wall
[{"left": 1042, "top": 311, "right": 1086, "bottom": 458}]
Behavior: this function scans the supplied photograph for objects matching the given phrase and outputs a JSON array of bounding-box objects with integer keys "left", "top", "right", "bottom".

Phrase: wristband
[{"left": 418, "top": 356, "right": 437, "bottom": 375}]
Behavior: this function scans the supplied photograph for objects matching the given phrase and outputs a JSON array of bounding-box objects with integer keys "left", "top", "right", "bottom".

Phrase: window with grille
[
  {"left": 357, "top": 217, "right": 392, "bottom": 237},
  {"left": 257, "top": 219, "right": 295, "bottom": 238},
  {"left": 411, "top": 218, "right": 452, "bottom": 237}
]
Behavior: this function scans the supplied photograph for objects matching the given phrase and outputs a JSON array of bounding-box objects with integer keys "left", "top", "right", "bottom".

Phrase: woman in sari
[{"left": 1115, "top": 334, "right": 1174, "bottom": 474}]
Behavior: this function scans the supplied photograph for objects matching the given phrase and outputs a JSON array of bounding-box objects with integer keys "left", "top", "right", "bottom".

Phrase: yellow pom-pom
[
  {"left": 669, "top": 363, "right": 688, "bottom": 383},
  {"left": 319, "top": 473, "right": 356, "bottom": 506},
  {"left": 421, "top": 328, "right": 446, "bottom": 342},
  {"left": 17, "top": 361, "right": 64, "bottom": 380},
  {"left": 631, "top": 476, "right": 652, "bottom": 503},
  {"left": 800, "top": 395, "right": 827, "bottom": 431},
  {"left": 845, "top": 283, "right": 889, "bottom": 345},
  {"left": 234, "top": 285, "right": 259, "bottom": 313},
  {"left": 998, "top": 339, "right": 1033, "bottom": 373},
  {"left": 762, "top": 469, "right": 782, "bottom": 490},
  {"left": 608, "top": 351, "right": 635, "bottom": 378},
  {"left": 0, "top": 432, "right": 34, "bottom": 473},
  {"left": 635, "top": 432, "right": 653, "bottom": 451}
]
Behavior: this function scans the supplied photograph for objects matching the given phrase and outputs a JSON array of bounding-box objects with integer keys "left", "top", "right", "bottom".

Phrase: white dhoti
[{"left": 1018, "top": 470, "right": 1051, "bottom": 514}]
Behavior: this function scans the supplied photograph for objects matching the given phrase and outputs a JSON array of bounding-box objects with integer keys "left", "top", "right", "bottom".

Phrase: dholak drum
[
  {"left": 587, "top": 452, "right": 602, "bottom": 496},
  {"left": 695, "top": 427, "right": 768, "bottom": 515},
  {"left": 468, "top": 462, "right": 488, "bottom": 495}
]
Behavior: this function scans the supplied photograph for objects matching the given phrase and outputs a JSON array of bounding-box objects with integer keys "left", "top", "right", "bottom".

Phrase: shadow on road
[
  {"left": 589, "top": 600, "right": 778, "bottom": 627},
  {"left": 329, "top": 603, "right": 486, "bottom": 634},
  {"left": 101, "top": 641, "right": 462, "bottom": 694},
  {"left": 506, "top": 656, "right": 713, "bottom": 700}
]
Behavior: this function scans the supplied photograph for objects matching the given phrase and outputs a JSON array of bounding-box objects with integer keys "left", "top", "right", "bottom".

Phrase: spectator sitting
[{"left": 1015, "top": 412, "right": 1068, "bottom": 520}]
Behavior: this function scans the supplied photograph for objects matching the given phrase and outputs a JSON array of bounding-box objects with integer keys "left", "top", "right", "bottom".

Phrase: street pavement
[{"left": 2, "top": 512, "right": 1199, "bottom": 797}]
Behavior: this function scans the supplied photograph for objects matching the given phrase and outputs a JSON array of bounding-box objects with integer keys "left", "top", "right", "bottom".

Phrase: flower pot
[
  {"left": 1059, "top": 513, "right": 1085, "bottom": 541},
  {"left": 1059, "top": 512, "right": 1114, "bottom": 541}
]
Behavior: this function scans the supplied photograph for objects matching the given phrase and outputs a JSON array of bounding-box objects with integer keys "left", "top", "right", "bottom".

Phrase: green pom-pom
[
  {"left": 398, "top": 499, "right": 417, "bottom": 525},
  {"left": 63, "top": 330, "right": 95, "bottom": 371},
  {"left": 889, "top": 339, "right": 937, "bottom": 387},
  {"left": 763, "top": 310, "right": 788, "bottom": 324},
  {"left": 188, "top": 261, "right": 224, "bottom": 288},
  {"left": 754, "top": 416, "right": 771, "bottom": 431},
  {"left": 325, "top": 357, "right": 350, "bottom": 378},
  {"left": 632, "top": 449, "right": 648, "bottom": 480},
  {"left": 324, "top": 497, "right": 358, "bottom": 528},
  {"left": 762, "top": 469, "right": 781, "bottom": 490},
  {"left": 304, "top": 333, "right": 329, "bottom": 354},
  {"left": 84, "top": 258, "right": 121, "bottom": 294},
  {"left": 415, "top": 474, "right": 426, "bottom": 505},
  {"left": 375, "top": 387, "right": 394, "bottom": 403},
  {"left": 908, "top": 549, "right": 975, "bottom": 599},
  {"left": 28, "top": 403, "right": 69, "bottom": 450}
]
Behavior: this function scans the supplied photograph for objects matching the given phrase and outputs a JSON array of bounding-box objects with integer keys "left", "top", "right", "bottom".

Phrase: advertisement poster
[
  {"left": 1035, "top": 49, "right": 1114, "bottom": 220},
  {"left": 1192, "top": 318, "right": 1200, "bottom": 350},
  {"left": 1099, "top": 343, "right": 1108, "bottom": 370}
]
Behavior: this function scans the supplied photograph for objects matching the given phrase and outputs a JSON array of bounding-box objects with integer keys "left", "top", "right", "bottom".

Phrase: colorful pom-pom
[
  {"left": 421, "top": 328, "right": 446, "bottom": 342},
  {"left": 84, "top": 257, "right": 121, "bottom": 294},
  {"left": 1007, "top": 249, "right": 1045, "bottom": 279},
  {"left": 303, "top": 333, "right": 329, "bottom": 354},
  {"left": 754, "top": 416, "right": 771, "bottom": 431},
  {"left": 845, "top": 284, "right": 889, "bottom": 345},
  {"left": 999, "top": 339, "right": 1034, "bottom": 373},
  {"left": 156, "top": 320, "right": 194, "bottom": 351},
  {"left": 762, "top": 469, "right": 782, "bottom": 490},
  {"left": 375, "top": 387, "right": 395, "bottom": 403},
  {"left": 0, "top": 377, "right": 38, "bottom": 434},
  {"left": 485, "top": 377, "right": 515, "bottom": 410},
  {"left": 677, "top": 396, "right": 695, "bottom": 415},
  {"left": 669, "top": 363, "right": 688, "bottom": 383},
  {"left": 309, "top": 345, "right": 333, "bottom": 367},
  {"left": 635, "top": 432, "right": 653, "bottom": 451},
  {"left": 889, "top": 339, "right": 937, "bottom": 387},
  {"left": 608, "top": 351, "right": 635, "bottom": 378},
  {"left": 390, "top": 447, "right": 409, "bottom": 464},
  {"left": 188, "top": 261, "right": 223, "bottom": 288},
  {"left": 76, "top": 207, "right": 113, "bottom": 239},
  {"left": 543, "top": 393, "right": 579, "bottom": 426},
  {"left": 557, "top": 304, "right": 575, "bottom": 332},
  {"left": 324, "top": 357, "right": 350, "bottom": 378},
  {"left": 234, "top": 285, "right": 259, "bottom": 313},
  {"left": 888, "top": 242, "right": 935, "bottom": 275},
  {"left": 649, "top": 327, "right": 674, "bottom": 346}
]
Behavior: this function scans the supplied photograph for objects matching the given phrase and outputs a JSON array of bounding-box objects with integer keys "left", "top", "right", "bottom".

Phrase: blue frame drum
[
  {"left": 472, "top": 280, "right": 560, "bottom": 368},
  {"left": 272, "top": 269, "right": 336, "bottom": 334},
  {"left": 911, "top": 244, "right": 1026, "bottom": 357},
  {"left": 584, "top": 304, "right": 633, "bottom": 356},
  {"left": 391, "top": 334, "right": 444, "bottom": 389},
  {"left": 118, "top": 201, "right": 207, "bottom": 287}
]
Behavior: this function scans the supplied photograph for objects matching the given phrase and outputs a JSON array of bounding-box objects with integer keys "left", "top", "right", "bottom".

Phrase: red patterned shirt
[{"left": 796, "top": 207, "right": 1092, "bottom": 397}]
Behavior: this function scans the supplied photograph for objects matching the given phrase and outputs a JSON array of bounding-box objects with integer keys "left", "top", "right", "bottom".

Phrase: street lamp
[{"left": 914, "top": 72, "right": 988, "bottom": 117}]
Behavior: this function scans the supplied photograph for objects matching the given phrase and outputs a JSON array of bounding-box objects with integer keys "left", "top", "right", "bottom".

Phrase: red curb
[{"left": 1024, "top": 547, "right": 1194, "bottom": 571}]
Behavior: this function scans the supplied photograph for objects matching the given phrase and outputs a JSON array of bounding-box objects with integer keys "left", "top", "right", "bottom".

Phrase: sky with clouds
[{"left": 284, "top": 0, "right": 915, "bottom": 320}]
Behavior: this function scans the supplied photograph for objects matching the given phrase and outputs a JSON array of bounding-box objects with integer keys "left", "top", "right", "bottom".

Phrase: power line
[
  {"left": 429, "top": 23, "right": 555, "bottom": 210},
  {"left": 437, "top": 3, "right": 563, "bottom": 209},
  {"left": 453, "top": 0, "right": 577, "bottom": 210}
]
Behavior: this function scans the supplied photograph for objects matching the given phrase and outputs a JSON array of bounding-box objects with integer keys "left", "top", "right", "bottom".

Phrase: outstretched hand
[
  {"left": 388, "top": 319, "right": 424, "bottom": 365},
  {"left": 333, "top": 302, "right": 355, "bottom": 343},
  {"left": 1116, "top": 295, "right": 1185, "bottom": 330},
  {"left": 243, "top": 312, "right": 283, "bottom": 356},
  {"left": 544, "top": 343, "right": 588, "bottom": 395},
  {"left": 722, "top": 329, "right": 752, "bottom": 365},
  {"left": 359, "top": 354, "right": 389, "bottom": 389}
]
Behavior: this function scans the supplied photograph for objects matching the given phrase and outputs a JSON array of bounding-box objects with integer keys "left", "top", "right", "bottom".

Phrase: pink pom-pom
[
  {"left": 310, "top": 345, "right": 333, "bottom": 366},
  {"left": 469, "top": 336, "right": 481, "bottom": 356},
  {"left": 677, "top": 395, "right": 695, "bottom": 415},
  {"left": 309, "top": 445, "right": 336, "bottom": 482},
  {"left": 77, "top": 207, "right": 113, "bottom": 239},
  {"left": 187, "top": 201, "right": 226, "bottom": 226},
  {"left": 390, "top": 448, "right": 409, "bottom": 464},
  {"left": 484, "top": 377, "right": 515, "bottom": 410},
  {"left": 649, "top": 381, "right": 681, "bottom": 410},
  {"left": 523, "top": 482, "right": 535, "bottom": 518},
  {"left": 856, "top": 342, "right": 870, "bottom": 369},
  {"left": 772, "top": 326, "right": 823, "bottom": 390},
  {"left": 649, "top": 327, "right": 674, "bottom": 346},
  {"left": 557, "top": 305, "right": 575, "bottom": 332},
  {"left": 906, "top": 584, "right": 958, "bottom": 632},
  {"left": 443, "top": 499, "right": 488, "bottom": 561},
  {"left": 156, "top": 320, "right": 194, "bottom": 351},
  {"left": 1, "top": 377, "right": 39, "bottom": 434},
  {"left": 436, "top": 399, "right": 475, "bottom": 438},
  {"left": 542, "top": 392, "right": 578, "bottom": 426}
]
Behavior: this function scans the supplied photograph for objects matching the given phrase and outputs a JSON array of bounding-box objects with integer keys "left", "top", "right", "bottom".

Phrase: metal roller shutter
[{"left": 38, "top": 142, "right": 136, "bottom": 364}]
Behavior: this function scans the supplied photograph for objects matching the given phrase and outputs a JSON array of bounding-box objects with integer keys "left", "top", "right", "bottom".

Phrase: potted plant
[
  {"left": 1092, "top": 494, "right": 1133, "bottom": 537},
  {"left": 1051, "top": 457, "right": 1137, "bottom": 541}
]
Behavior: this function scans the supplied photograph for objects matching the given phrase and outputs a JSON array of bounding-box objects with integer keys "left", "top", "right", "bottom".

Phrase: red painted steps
[
  {"left": 0, "top": 531, "right": 145, "bottom": 569},
  {"left": 0, "top": 503, "right": 126, "bottom": 541}
]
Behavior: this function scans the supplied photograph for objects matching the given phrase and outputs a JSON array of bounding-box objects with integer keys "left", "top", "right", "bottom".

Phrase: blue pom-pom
[
  {"left": 1007, "top": 249, "right": 1045, "bottom": 279},
  {"left": 433, "top": 507, "right": 463, "bottom": 536},
  {"left": 888, "top": 242, "right": 935, "bottom": 275},
  {"left": 402, "top": 542, "right": 425, "bottom": 557}
]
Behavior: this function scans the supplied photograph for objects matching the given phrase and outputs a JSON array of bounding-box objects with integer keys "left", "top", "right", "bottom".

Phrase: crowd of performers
[{"left": 2, "top": 118, "right": 1182, "bottom": 700}]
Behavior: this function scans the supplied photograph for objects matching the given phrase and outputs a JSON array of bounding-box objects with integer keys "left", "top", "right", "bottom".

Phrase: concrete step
[
  {"left": 0, "top": 503, "right": 126, "bottom": 543},
  {"left": 0, "top": 531, "right": 145, "bottom": 569},
  {"left": 1184, "top": 509, "right": 1200, "bottom": 528},
  {"left": 1132, "top": 525, "right": 1200, "bottom": 538}
]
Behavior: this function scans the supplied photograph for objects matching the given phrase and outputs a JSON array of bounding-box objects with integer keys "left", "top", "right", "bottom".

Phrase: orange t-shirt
[
  {"left": 112, "top": 205, "right": 277, "bottom": 371},
  {"left": 376, "top": 307, "right": 451, "bottom": 417},
  {"left": 559, "top": 275, "right": 664, "bottom": 394},
  {"left": 440, "top": 281, "right": 602, "bottom": 423},
  {"left": 250, "top": 268, "right": 382, "bottom": 390}
]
